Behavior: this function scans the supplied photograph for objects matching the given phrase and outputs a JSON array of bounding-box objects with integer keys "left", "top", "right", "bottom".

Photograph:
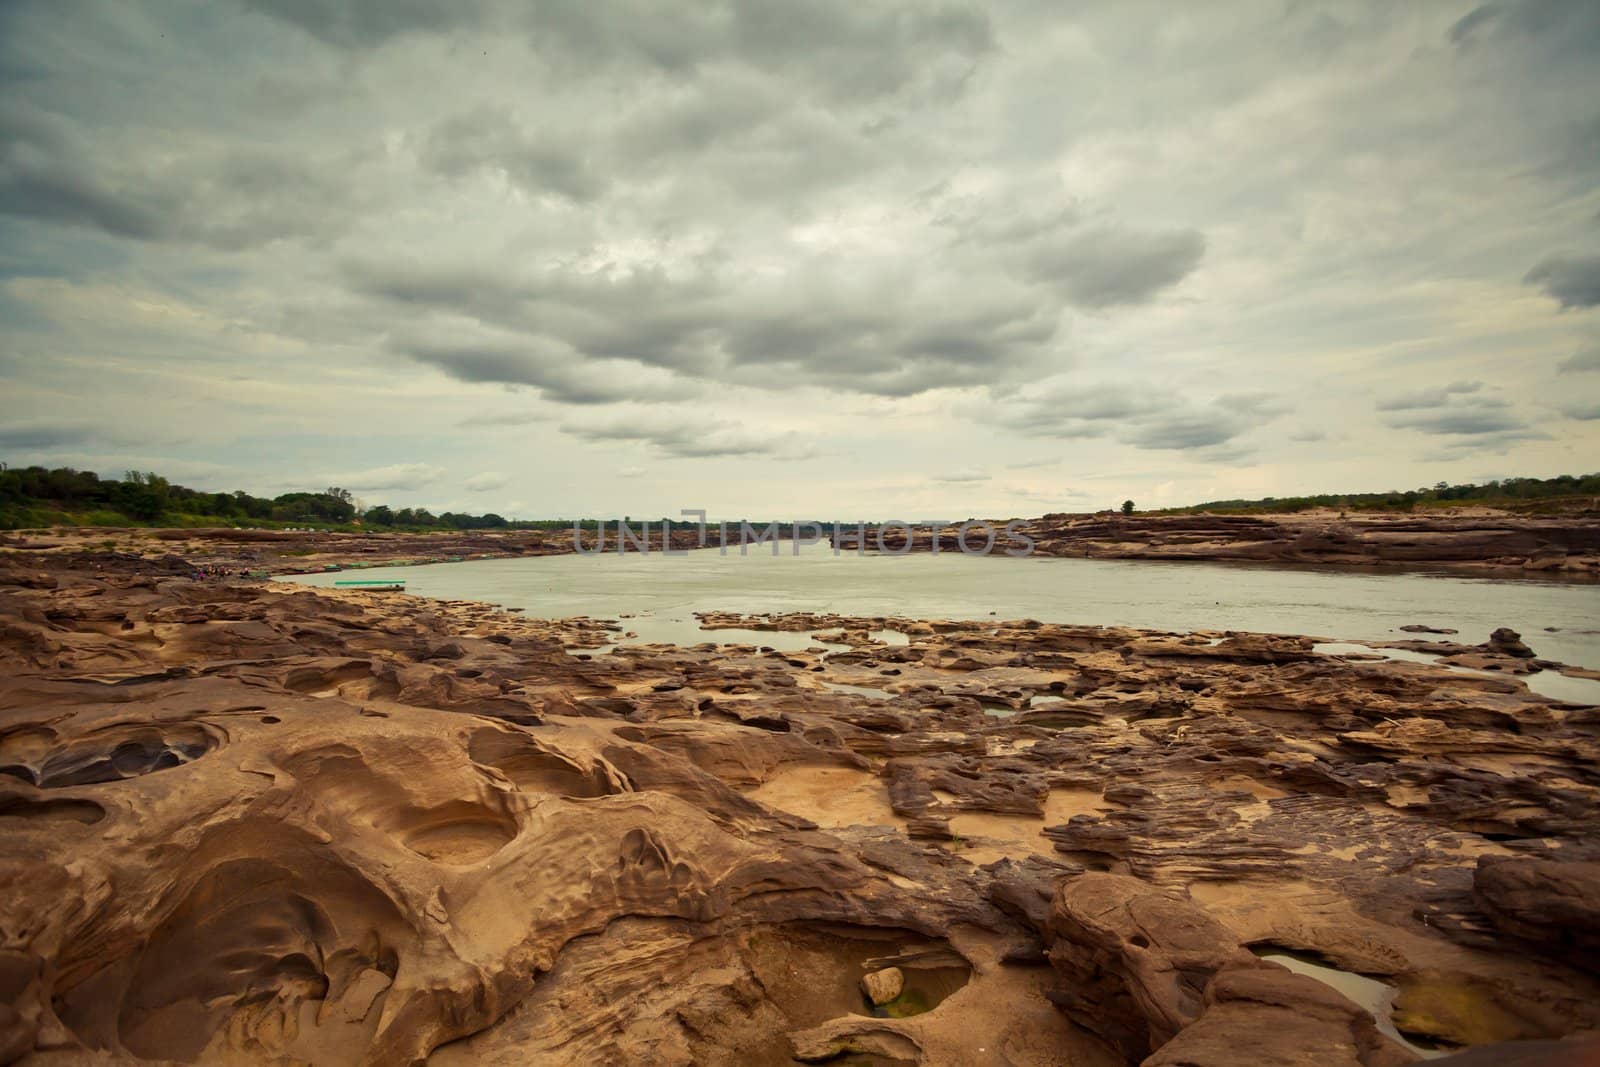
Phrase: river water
[{"left": 283, "top": 546, "right": 1600, "bottom": 675}]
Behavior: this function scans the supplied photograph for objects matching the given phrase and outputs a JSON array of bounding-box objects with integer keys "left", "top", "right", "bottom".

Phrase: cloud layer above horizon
[{"left": 2, "top": 0, "right": 1597, "bottom": 517}]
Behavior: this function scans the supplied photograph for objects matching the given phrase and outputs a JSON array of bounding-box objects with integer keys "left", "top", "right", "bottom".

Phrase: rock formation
[{"left": 1, "top": 550, "right": 1598, "bottom": 1064}]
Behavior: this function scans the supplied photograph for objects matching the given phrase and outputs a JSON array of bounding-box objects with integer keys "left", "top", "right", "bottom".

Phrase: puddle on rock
[
  {"left": 742, "top": 924, "right": 970, "bottom": 1028},
  {"left": 820, "top": 680, "right": 894, "bottom": 699},
  {"left": 1254, "top": 949, "right": 1446, "bottom": 1059},
  {"left": 1314, "top": 642, "right": 1600, "bottom": 705}
]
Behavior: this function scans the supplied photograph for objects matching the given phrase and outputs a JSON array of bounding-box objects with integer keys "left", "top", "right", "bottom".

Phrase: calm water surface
[{"left": 284, "top": 547, "right": 1600, "bottom": 672}]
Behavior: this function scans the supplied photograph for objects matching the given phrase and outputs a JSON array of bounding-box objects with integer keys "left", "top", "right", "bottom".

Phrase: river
[{"left": 283, "top": 546, "right": 1600, "bottom": 676}]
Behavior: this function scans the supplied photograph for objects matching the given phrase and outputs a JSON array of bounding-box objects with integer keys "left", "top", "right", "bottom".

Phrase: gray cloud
[
  {"left": 351, "top": 253, "right": 1068, "bottom": 398},
  {"left": 1524, "top": 253, "right": 1600, "bottom": 308},
  {"left": 1559, "top": 345, "right": 1600, "bottom": 373},
  {"left": 559, "top": 414, "right": 818, "bottom": 460},
  {"left": 1217, "top": 392, "right": 1292, "bottom": 417},
  {"left": 0, "top": 105, "right": 357, "bottom": 249},
  {"left": 1125, "top": 413, "right": 1245, "bottom": 451},
  {"left": 1450, "top": 0, "right": 1600, "bottom": 57},
  {"left": 398, "top": 337, "right": 698, "bottom": 406},
  {"left": 243, "top": 0, "right": 992, "bottom": 107},
  {"left": 463, "top": 471, "right": 509, "bottom": 491},
  {"left": 995, "top": 382, "right": 1275, "bottom": 454},
  {"left": 0, "top": 419, "right": 91, "bottom": 451},
  {"left": 3, "top": 1, "right": 1599, "bottom": 512},
  {"left": 1023, "top": 225, "right": 1206, "bottom": 308},
  {"left": 1376, "top": 380, "right": 1485, "bottom": 411},
  {"left": 938, "top": 188, "right": 1206, "bottom": 309},
  {"left": 320, "top": 463, "right": 446, "bottom": 491},
  {"left": 1559, "top": 400, "right": 1600, "bottom": 420},
  {"left": 238, "top": 0, "right": 492, "bottom": 48},
  {"left": 1377, "top": 380, "right": 1545, "bottom": 444},
  {"left": 420, "top": 107, "right": 604, "bottom": 202},
  {"left": 1385, "top": 408, "right": 1528, "bottom": 435},
  {"left": 931, "top": 469, "right": 990, "bottom": 484}
]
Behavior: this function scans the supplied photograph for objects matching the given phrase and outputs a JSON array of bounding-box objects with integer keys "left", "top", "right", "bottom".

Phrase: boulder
[{"left": 859, "top": 967, "right": 904, "bottom": 1006}]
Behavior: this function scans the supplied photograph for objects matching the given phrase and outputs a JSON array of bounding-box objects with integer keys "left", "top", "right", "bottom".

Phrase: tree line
[
  {"left": 0, "top": 465, "right": 525, "bottom": 530},
  {"left": 1165, "top": 473, "right": 1600, "bottom": 514}
]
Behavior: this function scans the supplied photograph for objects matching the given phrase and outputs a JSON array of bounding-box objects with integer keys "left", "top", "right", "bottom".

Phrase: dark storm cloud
[
  {"left": 0, "top": 105, "right": 356, "bottom": 249},
  {"left": 0, "top": 109, "right": 168, "bottom": 240},
  {"left": 1524, "top": 253, "right": 1600, "bottom": 309},
  {"left": 349, "top": 255, "right": 1066, "bottom": 398}
]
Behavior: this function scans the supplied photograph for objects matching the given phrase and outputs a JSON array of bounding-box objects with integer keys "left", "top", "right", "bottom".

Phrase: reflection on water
[
  {"left": 285, "top": 545, "right": 1600, "bottom": 670},
  {"left": 1256, "top": 950, "right": 1446, "bottom": 1059},
  {"left": 819, "top": 680, "right": 894, "bottom": 699}
]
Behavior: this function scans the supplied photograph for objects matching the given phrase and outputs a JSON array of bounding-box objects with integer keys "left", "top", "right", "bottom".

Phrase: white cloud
[{"left": 464, "top": 470, "right": 510, "bottom": 491}]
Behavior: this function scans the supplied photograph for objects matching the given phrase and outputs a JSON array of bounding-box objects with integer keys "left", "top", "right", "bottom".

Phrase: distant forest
[
  {"left": 2, "top": 463, "right": 1597, "bottom": 531},
  {"left": 0, "top": 465, "right": 550, "bottom": 531},
  {"left": 1159, "top": 473, "right": 1600, "bottom": 515}
]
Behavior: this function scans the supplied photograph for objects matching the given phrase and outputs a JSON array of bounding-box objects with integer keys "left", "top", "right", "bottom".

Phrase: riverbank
[
  {"left": 4, "top": 506, "right": 1598, "bottom": 580},
  {"left": 3, "top": 548, "right": 1599, "bottom": 1064}
]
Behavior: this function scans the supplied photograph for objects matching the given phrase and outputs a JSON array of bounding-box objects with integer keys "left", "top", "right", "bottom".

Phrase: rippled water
[{"left": 285, "top": 546, "right": 1600, "bottom": 671}]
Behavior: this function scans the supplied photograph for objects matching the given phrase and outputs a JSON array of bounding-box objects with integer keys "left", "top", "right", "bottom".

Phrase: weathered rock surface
[
  {"left": 878, "top": 512, "right": 1600, "bottom": 575},
  {"left": 1, "top": 550, "right": 1598, "bottom": 1064}
]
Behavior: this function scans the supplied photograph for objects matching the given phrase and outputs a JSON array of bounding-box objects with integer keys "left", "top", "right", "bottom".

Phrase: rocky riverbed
[{"left": 2, "top": 550, "right": 1599, "bottom": 1065}]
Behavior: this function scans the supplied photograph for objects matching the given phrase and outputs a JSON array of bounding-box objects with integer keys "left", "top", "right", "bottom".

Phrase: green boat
[{"left": 333, "top": 579, "right": 406, "bottom": 591}]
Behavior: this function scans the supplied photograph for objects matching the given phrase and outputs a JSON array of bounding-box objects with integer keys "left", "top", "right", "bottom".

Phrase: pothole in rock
[
  {"left": 56, "top": 851, "right": 405, "bottom": 1064},
  {"left": 1013, "top": 709, "right": 1100, "bottom": 730},
  {"left": 745, "top": 766, "right": 905, "bottom": 830},
  {"left": 468, "top": 727, "right": 625, "bottom": 798},
  {"left": 1, "top": 722, "right": 222, "bottom": 788},
  {"left": 399, "top": 801, "right": 520, "bottom": 865},
  {"left": 0, "top": 794, "right": 106, "bottom": 824},
  {"left": 741, "top": 924, "right": 971, "bottom": 1028}
]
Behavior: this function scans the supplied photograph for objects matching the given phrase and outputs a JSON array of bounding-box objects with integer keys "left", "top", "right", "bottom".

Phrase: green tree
[{"left": 1121, "top": 499, "right": 1135, "bottom": 515}]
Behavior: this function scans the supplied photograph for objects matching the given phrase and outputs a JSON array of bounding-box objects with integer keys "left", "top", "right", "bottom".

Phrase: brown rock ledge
[{"left": 1, "top": 552, "right": 1598, "bottom": 1064}]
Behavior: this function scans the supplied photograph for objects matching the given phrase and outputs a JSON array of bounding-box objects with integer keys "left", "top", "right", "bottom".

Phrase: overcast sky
[{"left": 2, "top": 0, "right": 1597, "bottom": 518}]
